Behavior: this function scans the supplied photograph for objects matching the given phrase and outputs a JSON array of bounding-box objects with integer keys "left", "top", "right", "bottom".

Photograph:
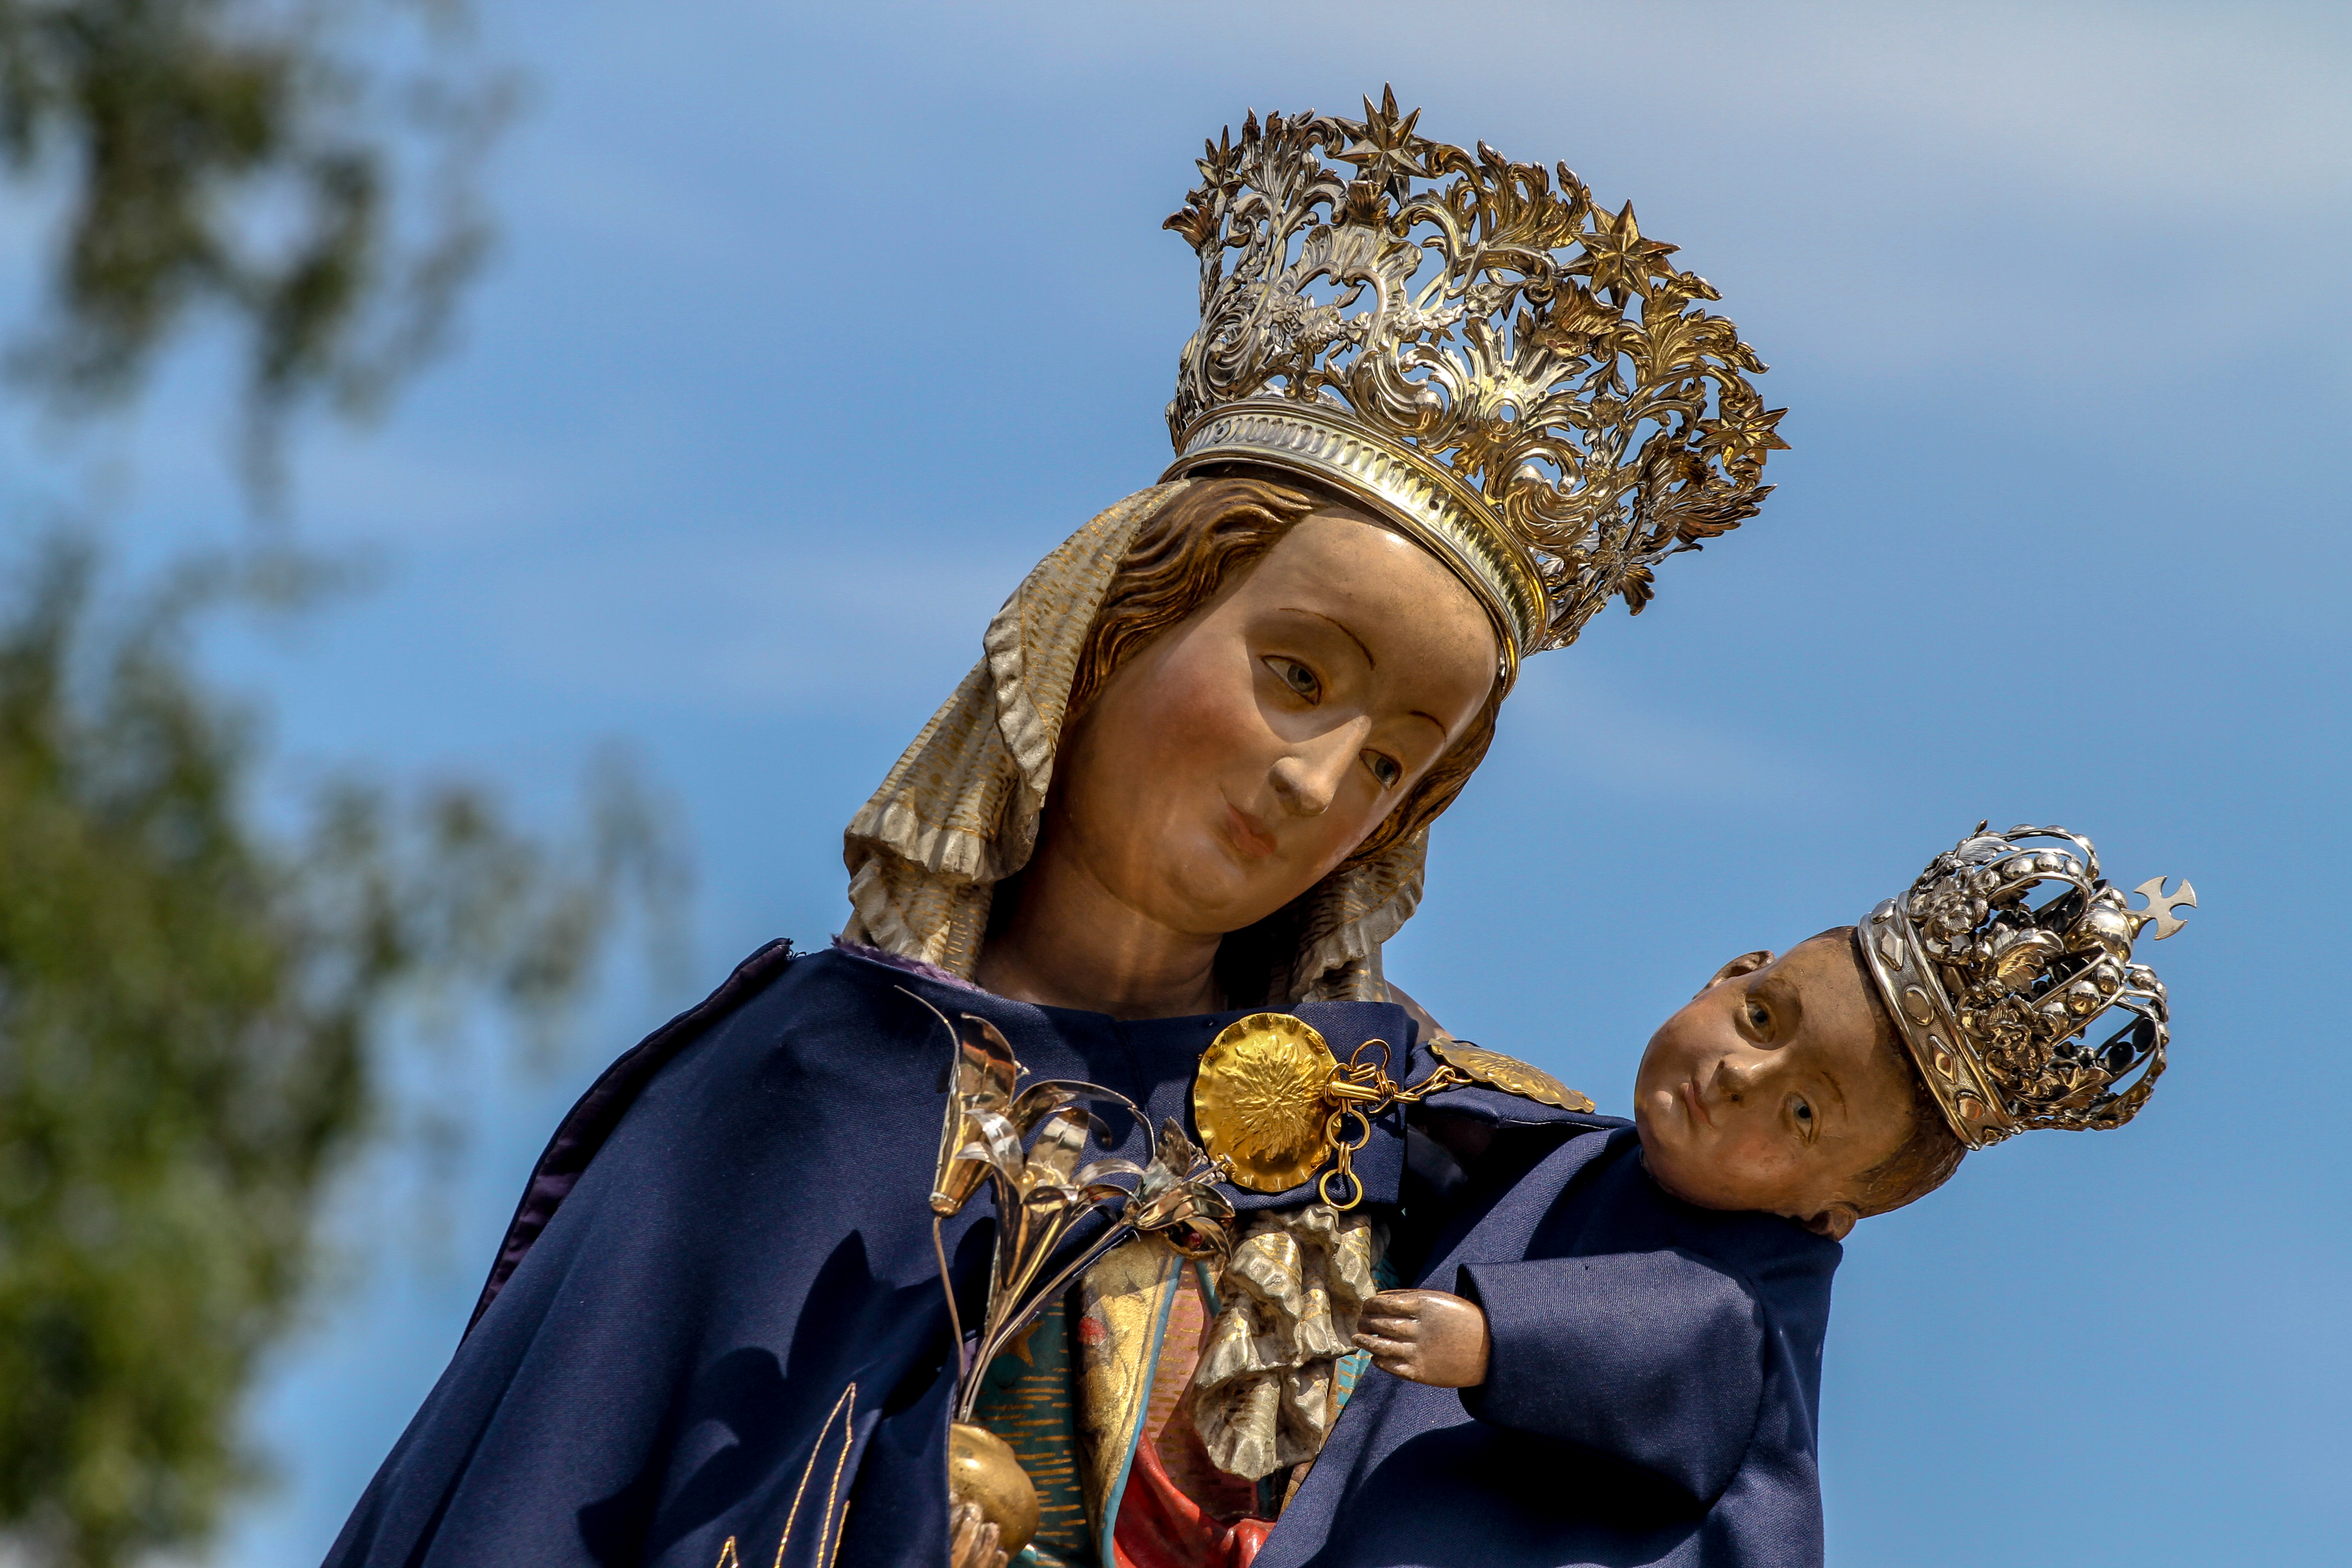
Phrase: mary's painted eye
[
  {"left": 1363, "top": 751, "right": 1403, "bottom": 788},
  {"left": 1745, "top": 1001, "right": 1770, "bottom": 1032},
  {"left": 1264, "top": 656, "right": 1320, "bottom": 701},
  {"left": 1792, "top": 1097, "right": 1815, "bottom": 1133}
]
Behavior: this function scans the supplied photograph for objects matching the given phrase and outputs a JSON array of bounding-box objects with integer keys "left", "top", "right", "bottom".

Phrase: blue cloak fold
[
  {"left": 323, "top": 944, "right": 1418, "bottom": 1568},
  {"left": 1259, "top": 1116, "right": 1843, "bottom": 1568},
  {"left": 324, "top": 942, "right": 1841, "bottom": 1568}
]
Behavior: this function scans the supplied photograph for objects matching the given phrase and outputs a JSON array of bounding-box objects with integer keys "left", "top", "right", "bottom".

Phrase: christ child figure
[{"left": 1270, "top": 825, "right": 2190, "bottom": 1568}]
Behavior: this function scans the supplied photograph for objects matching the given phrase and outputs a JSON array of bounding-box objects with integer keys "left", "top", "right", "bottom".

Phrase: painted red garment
[
  {"left": 1112, "top": 1438, "right": 1274, "bottom": 1568},
  {"left": 1111, "top": 1262, "right": 1272, "bottom": 1568}
]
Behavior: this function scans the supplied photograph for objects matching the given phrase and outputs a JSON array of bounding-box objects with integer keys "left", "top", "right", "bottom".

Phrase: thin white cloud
[
  {"left": 1728, "top": 2, "right": 2352, "bottom": 202},
  {"left": 971, "top": 0, "right": 2352, "bottom": 206},
  {"left": 1482, "top": 650, "right": 1832, "bottom": 808},
  {"left": 480, "top": 524, "right": 1040, "bottom": 715}
]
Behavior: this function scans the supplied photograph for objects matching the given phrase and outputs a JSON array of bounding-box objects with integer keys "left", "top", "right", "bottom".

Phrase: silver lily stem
[
  {"left": 933, "top": 1214, "right": 966, "bottom": 1394},
  {"left": 954, "top": 1218, "right": 1141, "bottom": 1424}
]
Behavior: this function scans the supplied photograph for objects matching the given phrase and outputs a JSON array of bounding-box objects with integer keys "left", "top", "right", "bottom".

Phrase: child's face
[{"left": 1634, "top": 933, "right": 1915, "bottom": 1240}]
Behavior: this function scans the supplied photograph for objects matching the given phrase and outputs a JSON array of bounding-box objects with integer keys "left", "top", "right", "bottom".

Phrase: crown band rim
[
  {"left": 1855, "top": 901, "right": 2019, "bottom": 1151},
  {"left": 1164, "top": 400, "right": 1546, "bottom": 674}
]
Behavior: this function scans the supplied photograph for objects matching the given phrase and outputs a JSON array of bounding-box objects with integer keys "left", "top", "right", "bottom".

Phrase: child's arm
[
  {"left": 1356, "top": 1255, "right": 1767, "bottom": 1507},
  {"left": 1353, "top": 1289, "right": 1490, "bottom": 1386}
]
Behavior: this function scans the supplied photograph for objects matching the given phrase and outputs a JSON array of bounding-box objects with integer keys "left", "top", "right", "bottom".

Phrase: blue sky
[{"left": 3, "top": 2, "right": 2347, "bottom": 1564}]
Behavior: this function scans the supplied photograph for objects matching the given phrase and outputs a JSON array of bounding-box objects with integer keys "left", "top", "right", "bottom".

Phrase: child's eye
[
  {"left": 1362, "top": 751, "right": 1402, "bottom": 788},
  {"left": 1264, "top": 656, "right": 1321, "bottom": 702},
  {"left": 1791, "top": 1097, "right": 1814, "bottom": 1133}
]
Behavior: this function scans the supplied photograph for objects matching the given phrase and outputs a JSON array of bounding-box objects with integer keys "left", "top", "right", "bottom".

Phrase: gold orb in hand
[{"left": 947, "top": 1422, "right": 1038, "bottom": 1556}]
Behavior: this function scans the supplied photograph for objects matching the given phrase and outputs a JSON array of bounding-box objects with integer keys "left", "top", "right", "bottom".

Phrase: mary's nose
[{"left": 1269, "top": 738, "right": 1356, "bottom": 818}]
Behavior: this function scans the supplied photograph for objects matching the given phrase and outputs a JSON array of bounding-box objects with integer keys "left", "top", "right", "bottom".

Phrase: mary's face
[{"left": 1048, "top": 509, "right": 1499, "bottom": 938}]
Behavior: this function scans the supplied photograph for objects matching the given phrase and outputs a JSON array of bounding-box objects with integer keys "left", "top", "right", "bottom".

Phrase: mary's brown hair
[{"left": 1065, "top": 475, "right": 1508, "bottom": 874}]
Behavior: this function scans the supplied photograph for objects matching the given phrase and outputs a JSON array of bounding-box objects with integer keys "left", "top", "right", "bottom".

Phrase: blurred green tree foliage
[
  {"left": 0, "top": 4, "right": 682, "bottom": 1566},
  {"left": 0, "top": 547, "right": 680, "bottom": 1566},
  {"left": 0, "top": 0, "right": 504, "bottom": 473}
]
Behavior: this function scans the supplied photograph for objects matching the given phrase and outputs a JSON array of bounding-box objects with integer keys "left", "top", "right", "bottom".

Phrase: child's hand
[
  {"left": 1353, "top": 1289, "right": 1491, "bottom": 1387},
  {"left": 947, "top": 1499, "right": 1006, "bottom": 1568}
]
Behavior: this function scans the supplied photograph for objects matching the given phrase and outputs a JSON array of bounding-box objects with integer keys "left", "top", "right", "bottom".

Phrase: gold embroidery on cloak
[{"left": 769, "top": 1382, "right": 856, "bottom": 1568}]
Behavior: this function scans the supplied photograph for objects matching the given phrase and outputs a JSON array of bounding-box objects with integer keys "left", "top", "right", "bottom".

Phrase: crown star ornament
[
  {"left": 1162, "top": 88, "right": 1789, "bottom": 670},
  {"left": 1857, "top": 824, "right": 2196, "bottom": 1151}
]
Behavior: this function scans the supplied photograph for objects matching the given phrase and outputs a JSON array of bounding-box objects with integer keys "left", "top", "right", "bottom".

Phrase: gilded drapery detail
[
  {"left": 1072, "top": 1236, "right": 1184, "bottom": 1548},
  {"left": 1189, "top": 1205, "right": 1381, "bottom": 1480},
  {"left": 1065, "top": 1209, "right": 1383, "bottom": 1551},
  {"left": 841, "top": 484, "right": 1177, "bottom": 974}
]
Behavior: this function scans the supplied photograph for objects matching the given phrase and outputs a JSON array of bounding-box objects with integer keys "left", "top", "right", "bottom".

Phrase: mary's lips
[{"left": 1224, "top": 803, "right": 1279, "bottom": 859}]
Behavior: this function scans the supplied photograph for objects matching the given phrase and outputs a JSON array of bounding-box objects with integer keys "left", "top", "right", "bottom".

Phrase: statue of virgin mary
[{"left": 321, "top": 91, "right": 1785, "bottom": 1568}]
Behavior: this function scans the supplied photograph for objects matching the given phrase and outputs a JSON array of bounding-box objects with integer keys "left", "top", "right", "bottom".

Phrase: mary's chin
[{"left": 1126, "top": 854, "right": 1265, "bottom": 938}]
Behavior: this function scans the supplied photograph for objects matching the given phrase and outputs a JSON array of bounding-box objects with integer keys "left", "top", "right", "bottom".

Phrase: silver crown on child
[{"left": 1856, "top": 824, "right": 2194, "bottom": 1150}]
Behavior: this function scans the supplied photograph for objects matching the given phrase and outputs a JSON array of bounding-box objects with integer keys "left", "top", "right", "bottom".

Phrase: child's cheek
[{"left": 1714, "top": 1121, "right": 1795, "bottom": 1209}]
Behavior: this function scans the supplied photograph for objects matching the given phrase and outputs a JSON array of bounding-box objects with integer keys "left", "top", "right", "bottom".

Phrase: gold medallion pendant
[
  {"left": 1191, "top": 1012, "right": 1341, "bottom": 1194},
  {"left": 1192, "top": 1015, "right": 1599, "bottom": 1205}
]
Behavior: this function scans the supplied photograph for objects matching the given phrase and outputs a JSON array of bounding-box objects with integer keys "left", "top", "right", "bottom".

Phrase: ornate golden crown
[
  {"left": 1162, "top": 89, "right": 1788, "bottom": 669},
  {"left": 1857, "top": 825, "right": 2196, "bottom": 1150}
]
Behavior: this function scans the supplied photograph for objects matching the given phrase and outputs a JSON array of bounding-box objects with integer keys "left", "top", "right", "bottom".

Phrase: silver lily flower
[{"left": 909, "top": 995, "right": 1237, "bottom": 1421}]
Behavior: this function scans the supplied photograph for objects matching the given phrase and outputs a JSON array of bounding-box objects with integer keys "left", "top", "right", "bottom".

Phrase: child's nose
[{"left": 1716, "top": 1055, "right": 1758, "bottom": 1100}]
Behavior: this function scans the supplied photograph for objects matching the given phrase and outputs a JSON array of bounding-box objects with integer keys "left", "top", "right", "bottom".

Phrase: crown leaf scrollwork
[{"left": 1164, "top": 88, "right": 1788, "bottom": 652}]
